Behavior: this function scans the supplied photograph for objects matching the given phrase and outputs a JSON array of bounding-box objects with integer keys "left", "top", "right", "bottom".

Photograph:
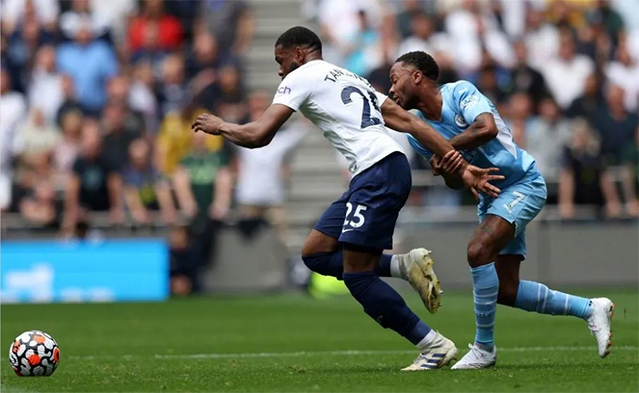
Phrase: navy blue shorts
[{"left": 313, "top": 152, "right": 412, "bottom": 251}]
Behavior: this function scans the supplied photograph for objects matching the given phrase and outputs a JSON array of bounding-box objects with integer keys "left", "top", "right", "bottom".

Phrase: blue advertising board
[{"left": 1, "top": 239, "right": 169, "bottom": 303}]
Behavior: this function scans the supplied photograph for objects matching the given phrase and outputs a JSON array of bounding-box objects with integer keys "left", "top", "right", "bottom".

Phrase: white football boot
[
  {"left": 398, "top": 248, "right": 442, "bottom": 313},
  {"left": 586, "top": 297, "right": 615, "bottom": 358},
  {"left": 451, "top": 344, "right": 497, "bottom": 370},
  {"left": 401, "top": 332, "right": 458, "bottom": 371}
]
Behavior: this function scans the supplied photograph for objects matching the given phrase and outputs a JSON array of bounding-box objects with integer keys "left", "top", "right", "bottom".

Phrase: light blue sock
[
  {"left": 471, "top": 263, "right": 499, "bottom": 350},
  {"left": 514, "top": 280, "right": 592, "bottom": 319}
]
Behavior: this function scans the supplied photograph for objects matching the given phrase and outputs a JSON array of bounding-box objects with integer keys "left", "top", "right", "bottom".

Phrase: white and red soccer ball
[{"left": 9, "top": 330, "right": 60, "bottom": 376}]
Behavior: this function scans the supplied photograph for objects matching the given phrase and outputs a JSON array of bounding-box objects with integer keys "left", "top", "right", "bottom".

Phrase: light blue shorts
[{"left": 477, "top": 168, "right": 547, "bottom": 258}]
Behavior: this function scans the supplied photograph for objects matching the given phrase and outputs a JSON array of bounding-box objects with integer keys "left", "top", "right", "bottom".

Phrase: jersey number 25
[{"left": 341, "top": 86, "right": 382, "bottom": 129}]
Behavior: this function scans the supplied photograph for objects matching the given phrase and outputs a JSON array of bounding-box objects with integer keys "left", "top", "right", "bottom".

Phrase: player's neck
[{"left": 416, "top": 90, "right": 443, "bottom": 122}]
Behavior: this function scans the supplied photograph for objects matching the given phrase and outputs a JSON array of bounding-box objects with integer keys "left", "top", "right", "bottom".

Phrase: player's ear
[
  {"left": 294, "top": 46, "right": 305, "bottom": 62},
  {"left": 412, "top": 70, "right": 423, "bottom": 84}
]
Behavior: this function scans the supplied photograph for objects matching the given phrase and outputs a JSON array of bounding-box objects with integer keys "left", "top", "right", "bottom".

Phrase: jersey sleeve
[
  {"left": 272, "top": 69, "right": 312, "bottom": 111},
  {"left": 453, "top": 81, "right": 493, "bottom": 125},
  {"left": 374, "top": 91, "right": 388, "bottom": 107}
]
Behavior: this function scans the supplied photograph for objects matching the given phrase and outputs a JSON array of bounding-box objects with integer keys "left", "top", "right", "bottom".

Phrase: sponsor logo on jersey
[
  {"left": 277, "top": 86, "right": 291, "bottom": 95},
  {"left": 461, "top": 149, "right": 479, "bottom": 164},
  {"left": 454, "top": 114, "right": 469, "bottom": 128},
  {"left": 460, "top": 94, "right": 478, "bottom": 111}
]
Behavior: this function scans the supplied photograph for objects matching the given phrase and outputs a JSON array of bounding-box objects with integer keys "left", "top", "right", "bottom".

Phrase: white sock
[
  {"left": 390, "top": 255, "right": 402, "bottom": 278},
  {"left": 416, "top": 329, "right": 437, "bottom": 351}
]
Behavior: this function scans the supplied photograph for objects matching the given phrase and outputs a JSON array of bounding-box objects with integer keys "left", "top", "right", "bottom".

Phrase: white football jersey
[{"left": 272, "top": 60, "right": 404, "bottom": 176}]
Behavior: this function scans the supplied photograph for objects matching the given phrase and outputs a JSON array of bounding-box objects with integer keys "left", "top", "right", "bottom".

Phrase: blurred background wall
[{"left": 1, "top": 0, "right": 637, "bottom": 302}]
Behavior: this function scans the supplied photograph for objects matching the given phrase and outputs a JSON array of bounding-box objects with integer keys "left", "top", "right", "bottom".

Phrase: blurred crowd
[
  {"left": 0, "top": 0, "right": 305, "bottom": 234},
  {"left": 1, "top": 0, "right": 638, "bottom": 248},
  {"left": 308, "top": 0, "right": 639, "bottom": 218}
]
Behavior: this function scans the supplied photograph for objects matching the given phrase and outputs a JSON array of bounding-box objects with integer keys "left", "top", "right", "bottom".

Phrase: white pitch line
[{"left": 67, "top": 346, "right": 638, "bottom": 361}]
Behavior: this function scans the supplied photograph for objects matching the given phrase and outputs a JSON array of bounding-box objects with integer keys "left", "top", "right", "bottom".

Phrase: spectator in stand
[
  {"left": 172, "top": 131, "right": 233, "bottom": 222},
  {"left": 56, "top": 75, "right": 84, "bottom": 126},
  {"left": 187, "top": 32, "right": 224, "bottom": 109},
  {"left": 156, "top": 54, "right": 188, "bottom": 117},
  {"left": 0, "top": 68, "right": 27, "bottom": 211},
  {"left": 541, "top": 30, "right": 594, "bottom": 110},
  {"left": 606, "top": 41, "right": 639, "bottom": 112},
  {"left": 105, "top": 75, "right": 146, "bottom": 132},
  {"left": 131, "top": 20, "right": 168, "bottom": 77},
  {"left": 503, "top": 92, "right": 533, "bottom": 150},
  {"left": 474, "top": 62, "right": 510, "bottom": 108},
  {"left": 588, "top": 0, "right": 625, "bottom": 47},
  {"left": 397, "top": 12, "right": 449, "bottom": 59},
  {"left": 52, "top": 109, "right": 83, "bottom": 188},
  {"left": 7, "top": 16, "right": 53, "bottom": 91},
  {"left": 316, "top": 0, "right": 381, "bottom": 66},
  {"left": 122, "top": 138, "right": 177, "bottom": 225},
  {"left": 395, "top": 0, "right": 430, "bottom": 39},
  {"left": 235, "top": 92, "right": 306, "bottom": 241},
  {"left": 526, "top": 97, "right": 573, "bottom": 183},
  {"left": 155, "top": 102, "right": 221, "bottom": 177},
  {"left": 198, "top": 0, "right": 254, "bottom": 57},
  {"left": 214, "top": 62, "right": 247, "bottom": 123},
  {"left": 19, "top": 171, "right": 59, "bottom": 227},
  {"left": 594, "top": 85, "right": 639, "bottom": 217},
  {"left": 28, "top": 45, "right": 64, "bottom": 123},
  {"left": 445, "top": 0, "right": 514, "bottom": 75},
  {"left": 567, "top": 71, "right": 605, "bottom": 121},
  {"left": 508, "top": 40, "right": 549, "bottom": 106},
  {"left": 100, "top": 102, "right": 142, "bottom": 171},
  {"left": 128, "top": 0, "right": 183, "bottom": 53},
  {"left": 343, "top": 10, "right": 380, "bottom": 78},
  {"left": 88, "top": 0, "right": 138, "bottom": 46},
  {"left": 12, "top": 108, "right": 61, "bottom": 181},
  {"left": 62, "top": 120, "right": 123, "bottom": 235},
  {"left": 1, "top": 34, "right": 24, "bottom": 94},
  {"left": 1, "top": 0, "right": 59, "bottom": 36},
  {"left": 523, "top": 7, "right": 560, "bottom": 72},
  {"left": 59, "top": 0, "right": 111, "bottom": 42},
  {"left": 129, "top": 61, "right": 159, "bottom": 134},
  {"left": 594, "top": 85, "right": 639, "bottom": 167},
  {"left": 186, "top": 31, "right": 222, "bottom": 81},
  {"left": 367, "top": 39, "right": 396, "bottom": 95},
  {"left": 431, "top": 51, "right": 459, "bottom": 85},
  {"left": 57, "top": 19, "right": 119, "bottom": 115},
  {"left": 559, "top": 119, "right": 605, "bottom": 219}
]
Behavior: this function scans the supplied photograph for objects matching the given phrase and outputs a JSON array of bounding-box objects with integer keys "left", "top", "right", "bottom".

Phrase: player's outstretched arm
[
  {"left": 191, "top": 104, "right": 295, "bottom": 149},
  {"left": 380, "top": 98, "right": 455, "bottom": 158},
  {"left": 448, "top": 113, "right": 498, "bottom": 151}
]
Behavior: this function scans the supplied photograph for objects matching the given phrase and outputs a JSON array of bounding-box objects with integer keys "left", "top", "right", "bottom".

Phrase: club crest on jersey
[{"left": 454, "top": 114, "right": 469, "bottom": 129}]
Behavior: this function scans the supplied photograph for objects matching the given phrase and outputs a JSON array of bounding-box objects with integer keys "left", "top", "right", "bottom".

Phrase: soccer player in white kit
[{"left": 192, "top": 26, "right": 503, "bottom": 370}]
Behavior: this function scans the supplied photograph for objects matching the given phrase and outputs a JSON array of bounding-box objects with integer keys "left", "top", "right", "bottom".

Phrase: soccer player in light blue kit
[{"left": 388, "top": 51, "right": 614, "bottom": 369}]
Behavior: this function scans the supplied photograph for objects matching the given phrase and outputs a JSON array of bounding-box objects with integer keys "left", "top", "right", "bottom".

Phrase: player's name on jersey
[{"left": 324, "top": 67, "right": 373, "bottom": 88}]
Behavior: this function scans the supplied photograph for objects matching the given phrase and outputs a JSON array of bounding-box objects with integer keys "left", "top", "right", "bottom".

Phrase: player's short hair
[
  {"left": 275, "top": 26, "right": 322, "bottom": 53},
  {"left": 395, "top": 51, "right": 439, "bottom": 81}
]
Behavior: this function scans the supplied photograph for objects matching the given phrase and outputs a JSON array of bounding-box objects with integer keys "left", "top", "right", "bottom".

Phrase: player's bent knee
[
  {"left": 342, "top": 242, "right": 381, "bottom": 273},
  {"left": 467, "top": 242, "right": 492, "bottom": 268},
  {"left": 301, "top": 230, "right": 338, "bottom": 257}
]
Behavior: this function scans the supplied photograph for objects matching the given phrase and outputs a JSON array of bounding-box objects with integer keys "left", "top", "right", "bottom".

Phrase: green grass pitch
[{"left": 1, "top": 289, "right": 637, "bottom": 392}]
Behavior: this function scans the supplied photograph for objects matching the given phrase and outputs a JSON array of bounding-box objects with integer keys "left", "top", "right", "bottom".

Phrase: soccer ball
[{"left": 9, "top": 330, "right": 60, "bottom": 376}]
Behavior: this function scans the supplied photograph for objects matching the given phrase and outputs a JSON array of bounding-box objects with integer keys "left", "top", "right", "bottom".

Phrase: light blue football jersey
[{"left": 407, "top": 80, "right": 538, "bottom": 189}]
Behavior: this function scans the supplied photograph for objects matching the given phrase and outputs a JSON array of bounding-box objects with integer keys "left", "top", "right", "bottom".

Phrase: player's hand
[
  {"left": 192, "top": 113, "right": 223, "bottom": 135},
  {"left": 429, "top": 155, "right": 442, "bottom": 176},
  {"left": 439, "top": 150, "right": 465, "bottom": 174},
  {"left": 460, "top": 165, "right": 504, "bottom": 198}
]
